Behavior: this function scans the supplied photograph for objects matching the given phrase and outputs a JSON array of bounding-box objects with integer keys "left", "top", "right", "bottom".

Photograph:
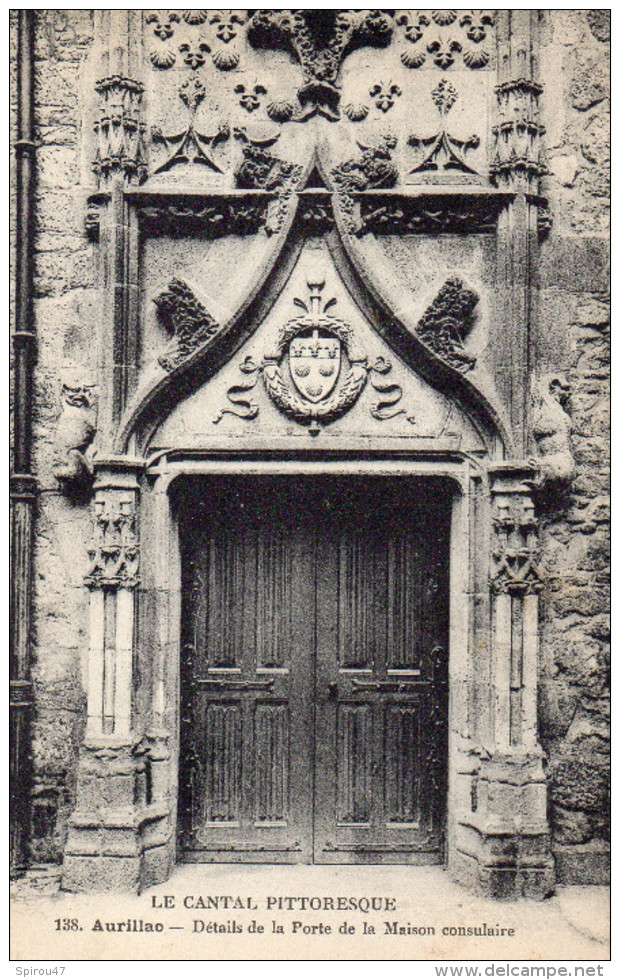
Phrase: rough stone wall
[
  {"left": 16, "top": 11, "right": 97, "bottom": 862},
  {"left": 537, "top": 9, "right": 610, "bottom": 884},
  {"left": 12, "top": 10, "right": 610, "bottom": 881}
]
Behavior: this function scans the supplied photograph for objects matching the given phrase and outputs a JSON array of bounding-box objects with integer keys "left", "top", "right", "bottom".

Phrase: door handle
[{"left": 327, "top": 682, "right": 338, "bottom": 700}]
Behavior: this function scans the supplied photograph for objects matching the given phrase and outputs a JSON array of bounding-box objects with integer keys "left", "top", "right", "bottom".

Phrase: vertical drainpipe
[{"left": 10, "top": 8, "right": 36, "bottom": 876}]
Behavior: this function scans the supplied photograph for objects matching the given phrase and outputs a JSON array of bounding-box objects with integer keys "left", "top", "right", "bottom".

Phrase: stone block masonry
[
  {"left": 537, "top": 9, "right": 610, "bottom": 883},
  {"left": 9, "top": 9, "right": 609, "bottom": 891}
]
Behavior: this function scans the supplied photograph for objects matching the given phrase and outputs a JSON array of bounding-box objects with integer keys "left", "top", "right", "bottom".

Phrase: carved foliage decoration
[
  {"left": 214, "top": 281, "right": 411, "bottom": 432},
  {"left": 397, "top": 9, "right": 495, "bottom": 70},
  {"left": 415, "top": 277, "right": 479, "bottom": 372},
  {"left": 356, "top": 194, "right": 503, "bottom": 236},
  {"left": 530, "top": 374, "right": 574, "bottom": 486},
  {"left": 85, "top": 491, "right": 139, "bottom": 590},
  {"left": 154, "top": 279, "right": 221, "bottom": 372},
  {"left": 137, "top": 197, "right": 270, "bottom": 238},
  {"left": 247, "top": 9, "right": 393, "bottom": 121},
  {"left": 93, "top": 76, "right": 147, "bottom": 184},
  {"left": 491, "top": 495, "right": 543, "bottom": 596}
]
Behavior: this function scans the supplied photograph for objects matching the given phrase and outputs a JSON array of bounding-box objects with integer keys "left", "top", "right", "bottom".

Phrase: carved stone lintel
[
  {"left": 85, "top": 489, "right": 139, "bottom": 590},
  {"left": 154, "top": 279, "right": 221, "bottom": 373},
  {"left": 135, "top": 195, "right": 271, "bottom": 238},
  {"left": 357, "top": 192, "right": 505, "bottom": 236},
  {"left": 53, "top": 369, "right": 97, "bottom": 499},
  {"left": 415, "top": 277, "right": 479, "bottom": 373},
  {"left": 93, "top": 76, "right": 147, "bottom": 185},
  {"left": 530, "top": 374, "right": 574, "bottom": 487}
]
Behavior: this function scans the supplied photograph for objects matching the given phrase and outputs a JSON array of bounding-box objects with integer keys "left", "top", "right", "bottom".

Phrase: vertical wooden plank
[
  {"left": 254, "top": 703, "right": 289, "bottom": 822},
  {"left": 204, "top": 703, "right": 242, "bottom": 823},
  {"left": 337, "top": 705, "right": 372, "bottom": 823},
  {"left": 385, "top": 705, "right": 420, "bottom": 825}
]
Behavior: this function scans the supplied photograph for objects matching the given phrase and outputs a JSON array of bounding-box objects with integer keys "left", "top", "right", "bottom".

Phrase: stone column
[
  {"left": 492, "top": 10, "right": 546, "bottom": 455},
  {"left": 62, "top": 462, "right": 173, "bottom": 893},
  {"left": 460, "top": 464, "right": 554, "bottom": 899}
]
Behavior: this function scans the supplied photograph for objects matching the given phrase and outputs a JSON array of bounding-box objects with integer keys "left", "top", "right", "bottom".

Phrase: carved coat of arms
[
  {"left": 261, "top": 281, "right": 369, "bottom": 429},
  {"left": 215, "top": 281, "right": 412, "bottom": 433}
]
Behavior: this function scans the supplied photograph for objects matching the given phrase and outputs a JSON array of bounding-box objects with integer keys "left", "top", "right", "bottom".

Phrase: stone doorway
[{"left": 177, "top": 475, "right": 450, "bottom": 864}]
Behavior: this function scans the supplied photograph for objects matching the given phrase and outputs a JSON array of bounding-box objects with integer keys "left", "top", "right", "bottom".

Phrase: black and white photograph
[{"left": 9, "top": 6, "right": 610, "bottom": 965}]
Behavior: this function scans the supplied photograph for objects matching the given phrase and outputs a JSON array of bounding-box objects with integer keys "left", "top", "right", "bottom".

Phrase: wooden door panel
[
  {"left": 337, "top": 703, "right": 373, "bottom": 824},
  {"left": 385, "top": 702, "right": 421, "bottom": 825},
  {"left": 314, "top": 481, "right": 450, "bottom": 864},
  {"left": 179, "top": 482, "right": 313, "bottom": 862},
  {"left": 179, "top": 477, "right": 450, "bottom": 865}
]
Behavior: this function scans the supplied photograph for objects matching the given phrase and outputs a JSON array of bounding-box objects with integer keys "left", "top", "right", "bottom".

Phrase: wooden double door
[{"left": 178, "top": 476, "right": 450, "bottom": 863}]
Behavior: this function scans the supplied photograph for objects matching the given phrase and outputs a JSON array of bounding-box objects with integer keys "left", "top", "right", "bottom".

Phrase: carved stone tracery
[
  {"left": 85, "top": 491, "right": 139, "bottom": 590},
  {"left": 93, "top": 76, "right": 147, "bottom": 184},
  {"left": 491, "top": 494, "right": 543, "bottom": 596}
]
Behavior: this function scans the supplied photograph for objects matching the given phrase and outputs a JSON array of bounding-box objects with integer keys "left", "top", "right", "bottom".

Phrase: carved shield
[{"left": 289, "top": 330, "right": 341, "bottom": 403}]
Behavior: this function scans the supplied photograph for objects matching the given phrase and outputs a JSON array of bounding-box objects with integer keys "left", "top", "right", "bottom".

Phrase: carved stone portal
[{"left": 57, "top": 9, "right": 570, "bottom": 902}]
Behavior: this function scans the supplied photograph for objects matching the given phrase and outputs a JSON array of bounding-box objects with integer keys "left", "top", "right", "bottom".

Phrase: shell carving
[
  {"left": 150, "top": 48, "right": 176, "bottom": 70},
  {"left": 344, "top": 103, "right": 370, "bottom": 122},
  {"left": 212, "top": 47, "right": 239, "bottom": 71},
  {"left": 267, "top": 101, "right": 295, "bottom": 123},
  {"left": 401, "top": 47, "right": 426, "bottom": 69}
]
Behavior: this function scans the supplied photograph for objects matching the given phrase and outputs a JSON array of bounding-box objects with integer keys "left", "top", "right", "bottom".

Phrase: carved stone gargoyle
[
  {"left": 52, "top": 367, "right": 97, "bottom": 498},
  {"left": 530, "top": 373, "right": 574, "bottom": 487}
]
